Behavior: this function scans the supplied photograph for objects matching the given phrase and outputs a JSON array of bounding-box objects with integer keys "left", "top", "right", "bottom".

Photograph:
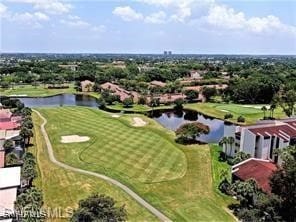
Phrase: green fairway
[
  {"left": 31, "top": 112, "right": 156, "bottom": 222},
  {"left": 36, "top": 107, "right": 235, "bottom": 221},
  {"left": 0, "top": 84, "right": 76, "bottom": 97},
  {"left": 185, "top": 102, "right": 286, "bottom": 124},
  {"left": 39, "top": 107, "right": 186, "bottom": 183}
]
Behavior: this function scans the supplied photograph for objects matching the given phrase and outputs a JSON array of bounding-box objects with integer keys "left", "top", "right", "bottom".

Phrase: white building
[
  {"left": 0, "top": 167, "right": 21, "bottom": 221},
  {"left": 223, "top": 118, "right": 296, "bottom": 164}
]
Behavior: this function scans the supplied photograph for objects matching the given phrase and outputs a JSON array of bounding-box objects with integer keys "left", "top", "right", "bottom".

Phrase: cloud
[
  {"left": 205, "top": 4, "right": 296, "bottom": 34},
  {"left": 145, "top": 11, "right": 166, "bottom": 24},
  {"left": 60, "top": 15, "right": 106, "bottom": 33},
  {"left": 113, "top": 6, "right": 143, "bottom": 22},
  {"left": 6, "top": 11, "right": 49, "bottom": 28},
  {"left": 0, "top": 3, "right": 8, "bottom": 17},
  {"left": 6, "top": 0, "right": 72, "bottom": 14}
]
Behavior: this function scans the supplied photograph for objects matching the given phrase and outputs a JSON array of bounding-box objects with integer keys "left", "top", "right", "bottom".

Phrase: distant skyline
[{"left": 1, "top": 0, "right": 296, "bottom": 54}]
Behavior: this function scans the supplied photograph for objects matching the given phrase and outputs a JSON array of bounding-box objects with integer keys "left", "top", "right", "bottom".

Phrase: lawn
[
  {"left": 36, "top": 106, "right": 235, "bottom": 221},
  {"left": 107, "top": 103, "right": 173, "bottom": 113},
  {"left": 0, "top": 84, "right": 76, "bottom": 97},
  {"left": 31, "top": 112, "right": 157, "bottom": 222},
  {"left": 185, "top": 102, "right": 286, "bottom": 124}
]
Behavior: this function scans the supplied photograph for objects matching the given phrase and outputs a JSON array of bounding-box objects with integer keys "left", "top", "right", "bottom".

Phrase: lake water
[
  {"left": 150, "top": 109, "right": 234, "bottom": 143},
  {"left": 17, "top": 94, "right": 99, "bottom": 108},
  {"left": 16, "top": 93, "right": 233, "bottom": 143}
]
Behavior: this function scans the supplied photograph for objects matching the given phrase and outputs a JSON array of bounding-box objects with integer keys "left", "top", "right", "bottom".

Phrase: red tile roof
[
  {"left": 0, "top": 109, "right": 12, "bottom": 121},
  {"left": 233, "top": 159, "right": 277, "bottom": 193},
  {"left": 249, "top": 125, "right": 296, "bottom": 141},
  {"left": 0, "top": 122, "right": 19, "bottom": 130}
]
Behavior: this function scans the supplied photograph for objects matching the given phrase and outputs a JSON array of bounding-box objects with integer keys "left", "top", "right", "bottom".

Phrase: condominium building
[{"left": 224, "top": 118, "right": 296, "bottom": 164}]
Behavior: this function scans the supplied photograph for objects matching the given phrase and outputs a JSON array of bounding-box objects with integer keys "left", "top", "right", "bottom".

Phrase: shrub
[
  {"left": 237, "top": 116, "right": 245, "bottom": 122},
  {"left": 224, "top": 113, "right": 233, "bottom": 119}
]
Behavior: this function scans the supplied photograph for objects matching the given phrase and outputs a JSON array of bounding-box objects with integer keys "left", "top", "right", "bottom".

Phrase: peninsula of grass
[
  {"left": 36, "top": 107, "right": 235, "bottom": 221},
  {"left": 0, "top": 84, "right": 76, "bottom": 97},
  {"left": 31, "top": 112, "right": 156, "bottom": 222},
  {"left": 184, "top": 102, "right": 286, "bottom": 124},
  {"left": 106, "top": 103, "right": 173, "bottom": 113}
]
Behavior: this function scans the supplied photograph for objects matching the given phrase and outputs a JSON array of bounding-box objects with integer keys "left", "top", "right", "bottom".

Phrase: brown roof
[
  {"left": 100, "top": 82, "right": 139, "bottom": 102},
  {"left": 249, "top": 125, "right": 296, "bottom": 141},
  {"left": 184, "top": 84, "right": 228, "bottom": 92},
  {"left": 150, "top": 81, "right": 166, "bottom": 87},
  {"left": 233, "top": 159, "right": 277, "bottom": 193}
]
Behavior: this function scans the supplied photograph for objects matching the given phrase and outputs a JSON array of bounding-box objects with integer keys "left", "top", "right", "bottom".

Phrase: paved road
[{"left": 33, "top": 110, "right": 171, "bottom": 222}]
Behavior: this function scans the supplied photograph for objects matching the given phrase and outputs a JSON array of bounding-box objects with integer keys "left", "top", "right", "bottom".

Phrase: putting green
[{"left": 39, "top": 107, "right": 186, "bottom": 183}]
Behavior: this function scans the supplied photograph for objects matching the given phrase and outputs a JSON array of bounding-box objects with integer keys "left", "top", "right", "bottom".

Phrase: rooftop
[
  {"left": 0, "top": 167, "right": 21, "bottom": 189},
  {"left": 232, "top": 158, "right": 277, "bottom": 193}
]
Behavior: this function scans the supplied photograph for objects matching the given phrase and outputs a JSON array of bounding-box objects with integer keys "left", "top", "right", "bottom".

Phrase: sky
[{"left": 1, "top": 0, "right": 296, "bottom": 54}]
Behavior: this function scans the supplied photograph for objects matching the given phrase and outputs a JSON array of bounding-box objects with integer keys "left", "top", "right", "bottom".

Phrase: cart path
[{"left": 33, "top": 110, "right": 171, "bottom": 222}]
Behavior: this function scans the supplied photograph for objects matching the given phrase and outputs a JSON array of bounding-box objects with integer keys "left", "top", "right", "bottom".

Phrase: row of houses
[
  {"left": 224, "top": 117, "right": 296, "bottom": 192},
  {"left": 0, "top": 104, "right": 23, "bottom": 221}
]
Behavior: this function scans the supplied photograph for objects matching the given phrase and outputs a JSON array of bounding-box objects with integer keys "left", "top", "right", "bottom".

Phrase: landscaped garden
[{"left": 35, "top": 106, "right": 235, "bottom": 221}]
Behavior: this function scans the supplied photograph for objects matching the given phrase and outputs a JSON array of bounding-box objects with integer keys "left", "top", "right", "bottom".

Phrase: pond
[
  {"left": 16, "top": 94, "right": 99, "bottom": 108},
  {"left": 150, "top": 109, "right": 235, "bottom": 143},
  {"left": 16, "top": 93, "right": 234, "bottom": 143}
]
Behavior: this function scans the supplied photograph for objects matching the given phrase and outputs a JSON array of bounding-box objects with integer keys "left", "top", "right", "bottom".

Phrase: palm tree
[
  {"left": 269, "top": 104, "right": 277, "bottom": 119},
  {"left": 228, "top": 136, "right": 235, "bottom": 156},
  {"left": 261, "top": 106, "right": 267, "bottom": 119},
  {"left": 20, "top": 127, "right": 33, "bottom": 146},
  {"left": 220, "top": 137, "right": 229, "bottom": 156}
]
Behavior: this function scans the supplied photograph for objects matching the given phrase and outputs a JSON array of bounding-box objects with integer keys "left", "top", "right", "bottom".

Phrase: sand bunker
[
  {"left": 220, "top": 109, "right": 229, "bottom": 112},
  {"left": 112, "top": 114, "right": 120, "bottom": 118},
  {"left": 132, "top": 117, "right": 147, "bottom": 127},
  {"left": 61, "top": 135, "right": 90, "bottom": 143}
]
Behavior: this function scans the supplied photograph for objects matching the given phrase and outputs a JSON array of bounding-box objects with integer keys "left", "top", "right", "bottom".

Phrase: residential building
[
  {"left": 224, "top": 118, "right": 296, "bottom": 164},
  {"left": 80, "top": 80, "right": 94, "bottom": 92},
  {"left": 58, "top": 64, "right": 78, "bottom": 71},
  {"left": 0, "top": 167, "right": 21, "bottom": 220},
  {"left": 232, "top": 158, "right": 277, "bottom": 193},
  {"left": 100, "top": 82, "right": 139, "bottom": 102},
  {"left": 0, "top": 108, "right": 22, "bottom": 130}
]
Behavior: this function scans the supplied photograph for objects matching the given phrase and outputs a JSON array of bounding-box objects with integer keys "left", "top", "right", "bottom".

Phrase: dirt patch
[
  {"left": 132, "top": 117, "right": 147, "bottom": 127},
  {"left": 61, "top": 135, "right": 90, "bottom": 143}
]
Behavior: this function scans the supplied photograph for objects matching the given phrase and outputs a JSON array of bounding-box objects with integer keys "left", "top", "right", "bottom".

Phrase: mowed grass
[
  {"left": 185, "top": 102, "right": 286, "bottom": 124},
  {"left": 31, "top": 112, "right": 157, "bottom": 222},
  {"left": 39, "top": 107, "right": 186, "bottom": 183},
  {"left": 37, "top": 107, "right": 235, "bottom": 221},
  {"left": 0, "top": 84, "right": 76, "bottom": 97}
]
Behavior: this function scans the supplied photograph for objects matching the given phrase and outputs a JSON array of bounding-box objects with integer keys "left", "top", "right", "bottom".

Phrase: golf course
[{"left": 32, "top": 106, "right": 235, "bottom": 221}]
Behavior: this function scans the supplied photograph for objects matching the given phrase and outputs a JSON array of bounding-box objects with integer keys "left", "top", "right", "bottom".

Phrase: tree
[
  {"left": 261, "top": 106, "right": 267, "bottom": 119},
  {"left": 20, "top": 127, "right": 34, "bottom": 146},
  {"left": 202, "top": 87, "right": 217, "bottom": 102},
  {"left": 224, "top": 113, "right": 233, "bottom": 120},
  {"left": 237, "top": 116, "right": 245, "bottom": 123},
  {"left": 137, "top": 96, "right": 147, "bottom": 105},
  {"left": 176, "top": 122, "right": 209, "bottom": 142},
  {"left": 3, "top": 139, "right": 14, "bottom": 152},
  {"left": 279, "top": 90, "right": 296, "bottom": 117},
  {"left": 149, "top": 98, "right": 160, "bottom": 107},
  {"left": 232, "top": 152, "right": 251, "bottom": 165},
  {"left": 173, "top": 98, "right": 184, "bottom": 110},
  {"left": 269, "top": 103, "right": 277, "bottom": 119},
  {"left": 5, "top": 152, "right": 19, "bottom": 166},
  {"left": 122, "top": 97, "right": 134, "bottom": 108},
  {"left": 270, "top": 145, "right": 296, "bottom": 221},
  {"left": 184, "top": 90, "right": 198, "bottom": 102},
  {"left": 228, "top": 137, "right": 235, "bottom": 156},
  {"left": 220, "top": 137, "right": 229, "bottom": 157},
  {"left": 71, "top": 194, "right": 127, "bottom": 222}
]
